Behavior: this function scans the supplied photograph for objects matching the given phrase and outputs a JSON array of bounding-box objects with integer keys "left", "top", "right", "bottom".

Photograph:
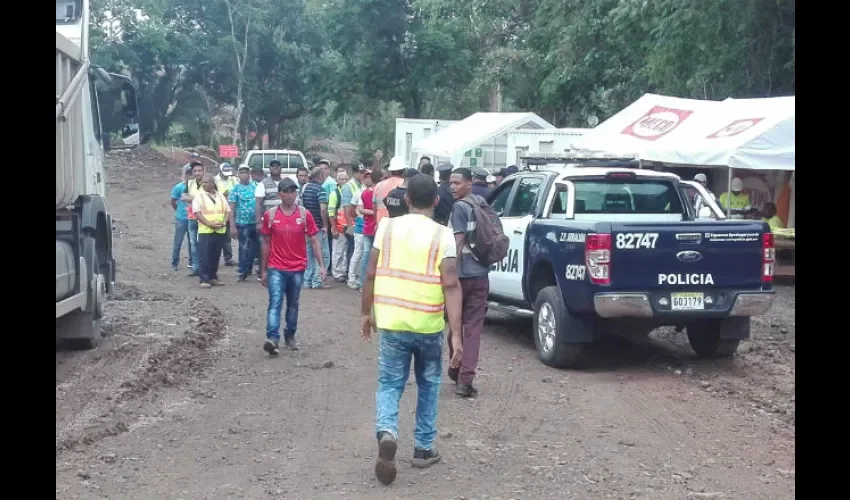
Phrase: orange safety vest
[
  {"left": 373, "top": 216, "right": 448, "bottom": 334},
  {"left": 373, "top": 176, "right": 405, "bottom": 227}
]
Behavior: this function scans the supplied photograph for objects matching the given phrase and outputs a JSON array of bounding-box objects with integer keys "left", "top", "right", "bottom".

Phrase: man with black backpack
[{"left": 448, "top": 167, "right": 509, "bottom": 398}]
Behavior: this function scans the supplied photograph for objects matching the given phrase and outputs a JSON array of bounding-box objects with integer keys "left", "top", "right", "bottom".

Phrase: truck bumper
[{"left": 593, "top": 290, "right": 775, "bottom": 319}]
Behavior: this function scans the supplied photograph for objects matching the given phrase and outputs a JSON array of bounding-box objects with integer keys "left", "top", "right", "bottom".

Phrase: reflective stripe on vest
[
  {"left": 187, "top": 179, "right": 203, "bottom": 219},
  {"left": 262, "top": 178, "right": 281, "bottom": 209},
  {"left": 373, "top": 218, "right": 446, "bottom": 333},
  {"left": 197, "top": 191, "right": 228, "bottom": 234}
]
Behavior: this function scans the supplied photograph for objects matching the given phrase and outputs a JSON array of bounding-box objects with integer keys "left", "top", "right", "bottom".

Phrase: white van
[{"left": 242, "top": 149, "right": 309, "bottom": 179}]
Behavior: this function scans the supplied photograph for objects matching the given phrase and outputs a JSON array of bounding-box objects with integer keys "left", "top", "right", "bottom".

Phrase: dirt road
[{"left": 56, "top": 148, "right": 795, "bottom": 500}]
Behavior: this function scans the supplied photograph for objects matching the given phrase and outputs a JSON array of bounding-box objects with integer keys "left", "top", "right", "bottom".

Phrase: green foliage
[{"left": 90, "top": 0, "right": 795, "bottom": 152}]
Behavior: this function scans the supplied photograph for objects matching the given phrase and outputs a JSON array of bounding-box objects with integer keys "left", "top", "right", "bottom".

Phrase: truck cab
[
  {"left": 485, "top": 158, "right": 775, "bottom": 368},
  {"left": 243, "top": 150, "right": 309, "bottom": 179}
]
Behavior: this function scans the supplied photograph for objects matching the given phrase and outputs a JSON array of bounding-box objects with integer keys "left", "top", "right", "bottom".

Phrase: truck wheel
[
  {"left": 686, "top": 322, "right": 740, "bottom": 358},
  {"left": 58, "top": 238, "right": 105, "bottom": 350},
  {"left": 533, "top": 286, "right": 585, "bottom": 369}
]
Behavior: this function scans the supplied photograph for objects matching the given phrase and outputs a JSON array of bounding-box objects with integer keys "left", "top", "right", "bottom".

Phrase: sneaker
[
  {"left": 447, "top": 367, "right": 459, "bottom": 383},
  {"left": 455, "top": 383, "right": 478, "bottom": 398},
  {"left": 263, "top": 339, "right": 280, "bottom": 356},
  {"left": 199, "top": 282, "right": 212, "bottom": 289},
  {"left": 210, "top": 279, "right": 224, "bottom": 286},
  {"left": 346, "top": 282, "right": 358, "bottom": 290},
  {"left": 237, "top": 274, "right": 247, "bottom": 282},
  {"left": 334, "top": 276, "right": 346, "bottom": 283},
  {"left": 314, "top": 283, "right": 332, "bottom": 290},
  {"left": 256, "top": 275, "right": 262, "bottom": 282},
  {"left": 284, "top": 337, "right": 299, "bottom": 351},
  {"left": 374, "top": 431, "right": 398, "bottom": 485},
  {"left": 224, "top": 260, "right": 236, "bottom": 266},
  {"left": 411, "top": 446, "right": 441, "bottom": 468}
]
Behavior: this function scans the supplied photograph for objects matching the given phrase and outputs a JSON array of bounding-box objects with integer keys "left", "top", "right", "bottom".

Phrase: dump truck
[{"left": 56, "top": 0, "right": 142, "bottom": 348}]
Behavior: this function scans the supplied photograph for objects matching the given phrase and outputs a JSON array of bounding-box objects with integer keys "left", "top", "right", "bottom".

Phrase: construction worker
[
  {"left": 360, "top": 173, "right": 463, "bottom": 486},
  {"left": 373, "top": 156, "right": 406, "bottom": 226},
  {"left": 693, "top": 173, "right": 716, "bottom": 215},
  {"left": 192, "top": 174, "right": 231, "bottom": 288},
  {"left": 215, "top": 163, "right": 238, "bottom": 266},
  {"left": 181, "top": 161, "right": 205, "bottom": 276},
  {"left": 719, "top": 177, "right": 751, "bottom": 219}
]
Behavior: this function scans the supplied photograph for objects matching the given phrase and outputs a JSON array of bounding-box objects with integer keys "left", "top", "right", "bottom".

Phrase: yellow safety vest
[
  {"left": 216, "top": 175, "right": 237, "bottom": 194},
  {"left": 373, "top": 215, "right": 449, "bottom": 334},
  {"left": 719, "top": 192, "right": 750, "bottom": 211},
  {"left": 196, "top": 191, "right": 228, "bottom": 234},
  {"left": 763, "top": 215, "right": 784, "bottom": 231},
  {"left": 187, "top": 179, "right": 203, "bottom": 220}
]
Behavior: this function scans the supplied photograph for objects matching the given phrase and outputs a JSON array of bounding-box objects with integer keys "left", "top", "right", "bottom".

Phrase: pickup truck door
[{"left": 489, "top": 175, "right": 546, "bottom": 301}]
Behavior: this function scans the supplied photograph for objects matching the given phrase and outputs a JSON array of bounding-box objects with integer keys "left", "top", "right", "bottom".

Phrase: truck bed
[{"left": 56, "top": 31, "right": 88, "bottom": 210}]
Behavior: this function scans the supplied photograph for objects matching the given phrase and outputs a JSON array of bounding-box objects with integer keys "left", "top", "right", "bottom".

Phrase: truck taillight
[
  {"left": 762, "top": 232, "right": 775, "bottom": 283},
  {"left": 585, "top": 233, "right": 611, "bottom": 285}
]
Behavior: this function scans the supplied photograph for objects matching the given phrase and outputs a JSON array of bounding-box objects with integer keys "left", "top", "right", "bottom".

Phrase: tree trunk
[{"left": 488, "top": 83, "right": 502, "bottom": 112}]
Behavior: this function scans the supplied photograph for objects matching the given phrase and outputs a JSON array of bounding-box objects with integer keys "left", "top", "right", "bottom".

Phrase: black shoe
[
  {"left": 237, "top": 274, "right": 247, "bottom": 282},
  {"left": 225, "top": 260, "right": 236, "bottom": 266},
  {"left": 375, "top": 431, "right": 398, "bottom": 485},
  {"left": 411, "top": 446, "right": 441, "bottom": 468},
  {"left": 284, "top": 337, "right": 299, "bottom": 351},
  {"left": 455, "top": 383, "right": 478, "bottom": 398},
  {"left": 263, "top": 339, "right": 280, "bottom": 356},
  {"left": 447, "top": 367, "right": 459, "bottom": 383}
]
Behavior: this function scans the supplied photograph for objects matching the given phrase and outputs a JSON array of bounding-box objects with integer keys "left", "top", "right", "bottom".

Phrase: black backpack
[{"left": 459, "top": 196, "right": 509, "bottom": 266}]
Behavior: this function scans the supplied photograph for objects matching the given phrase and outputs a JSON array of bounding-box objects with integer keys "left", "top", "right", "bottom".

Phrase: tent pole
[{"left": 726, "top": 167, "right": 733, "bottom": 217}]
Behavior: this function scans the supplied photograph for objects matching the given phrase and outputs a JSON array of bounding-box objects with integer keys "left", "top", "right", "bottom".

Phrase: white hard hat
[
  {"left": 731, "top": 177, "right": 744, "bottom": 191},
  {"left": 388, "top": 156, "right": 406, "bottom": 172},
  {"left": 694, "top": 173, "right": 707, "bottom": 183}
]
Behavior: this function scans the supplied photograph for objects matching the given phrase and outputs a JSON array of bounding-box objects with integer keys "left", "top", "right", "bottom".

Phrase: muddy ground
[{"left": 56, "top": 147, "right": 795, "bottom": 500}]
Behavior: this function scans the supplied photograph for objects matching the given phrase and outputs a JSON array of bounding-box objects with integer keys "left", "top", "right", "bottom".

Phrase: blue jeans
[
  {"left": 376, "top": 331, "right": 443, "bottom": 450},
  {"left": 171, "top": 218, "right": 194, "bottom": 269},
  {"left": 236, "top": 223, "right": 259, "bottom": 276},
  {"left": 304, "top": 231, "right": 330, "bottom": 288},
  {"left": 266, "top": 269, "right": 304, "bottom": 341},
  {"left": 188, "top": 219, "right": 200, "bottom": 271},
  {"left": 360, "top": 235, "right": 375, "bottom": 286}
]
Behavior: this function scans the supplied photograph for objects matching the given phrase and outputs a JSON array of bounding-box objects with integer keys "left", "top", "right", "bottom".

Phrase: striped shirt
[{"left": 301, "top": 181, "right": 328, "bottom": 229}]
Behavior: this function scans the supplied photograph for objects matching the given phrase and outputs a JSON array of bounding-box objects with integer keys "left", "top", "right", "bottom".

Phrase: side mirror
[{"left": 103, "top": 74, "right": 144, "bottom": 150}]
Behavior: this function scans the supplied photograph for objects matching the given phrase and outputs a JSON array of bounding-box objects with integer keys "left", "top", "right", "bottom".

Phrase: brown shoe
[
  {"left": 210, "top": 279, "right": 224, "bottom": 286},
  {"left": 199, "top": 282, "right": 212, "bottom": 289}
]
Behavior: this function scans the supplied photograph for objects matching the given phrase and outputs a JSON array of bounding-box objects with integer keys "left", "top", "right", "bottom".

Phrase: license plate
[{"left": 671, "top": 292, "right": 704, "bottom": 310}]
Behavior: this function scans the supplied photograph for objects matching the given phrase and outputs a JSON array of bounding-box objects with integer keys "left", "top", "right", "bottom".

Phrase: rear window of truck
[
  {"left": 573, "top": 180, "right": 683, "bottom": 214},
  {"left": 246, "top": 153, "right": 304, "bottom": 172}
]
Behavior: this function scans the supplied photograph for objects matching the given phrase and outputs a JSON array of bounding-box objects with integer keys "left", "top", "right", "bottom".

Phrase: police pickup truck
[{"left": 484, "top": 160, "right": 776, "bottom": 368}]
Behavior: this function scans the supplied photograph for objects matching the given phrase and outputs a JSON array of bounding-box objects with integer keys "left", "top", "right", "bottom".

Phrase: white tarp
[
  {"left": 573, "top": 93, "right": 795, "bottom": 171},
  {"left": 642, "top": 96, "right": 795, "bottom": 171},
  {"left": 412, "top": 112, "right": 553, "bottom": 160}
]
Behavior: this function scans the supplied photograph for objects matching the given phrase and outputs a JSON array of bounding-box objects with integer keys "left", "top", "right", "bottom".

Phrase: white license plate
[{"left": 671, "top": 292, "right": 704, "bottom": 310}]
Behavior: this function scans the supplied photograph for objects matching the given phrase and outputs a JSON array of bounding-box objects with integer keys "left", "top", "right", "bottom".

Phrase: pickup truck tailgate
[{"left": 608, "top": 221, "right": 768, "bottom": 290}]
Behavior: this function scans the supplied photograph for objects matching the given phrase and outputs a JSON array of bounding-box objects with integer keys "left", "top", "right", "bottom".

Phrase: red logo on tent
[
  {"left": 707, "top": 118, "right": 764, "bottom": 139},
  {"left": 622, "top": 106, "right": 693, "bottom": 141}
]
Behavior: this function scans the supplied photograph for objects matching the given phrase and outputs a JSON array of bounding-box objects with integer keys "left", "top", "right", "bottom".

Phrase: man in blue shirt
[
  {"left": 228, "top": 165, "right": 259, "bottom": 281},
  {"left": 170, "top": 176, "right": 194, "bottom": 272}
]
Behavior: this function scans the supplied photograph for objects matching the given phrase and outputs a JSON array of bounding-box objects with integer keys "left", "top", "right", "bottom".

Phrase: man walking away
[
  {"left": 385, "top": 168, "right": 420, "bottom": 218},
  {"left": 448, "top": 167, "right": 491, "bottom": 397},
  {"left": 347, "top": 168, "right": 373, "bottom": 290},
  {"left": 216, "top": 163, "right": 238, "bottom": 266},
  {"left": 360, "top": 174, "right": 463, "bottom": 485},
  {"left": 170, "top": 172, "right": 194, "bottom": 272},
  {"left": 329, "top": 170, "right": 350, "bottom": 281},
  {"left": 301, "top": 167, "right": 331, "bottom": 289},
  {"left": 193, "top": 174, "right": 231, "bottom": 288},
  {"left": 181, "top": 161, "right": 205, "bottom": 276},
  {"left": 260, "top": 178, "right": 325, "bottom": 355},
  {"left": 229, "top": 165, "right": 258, "bottom": 282}
]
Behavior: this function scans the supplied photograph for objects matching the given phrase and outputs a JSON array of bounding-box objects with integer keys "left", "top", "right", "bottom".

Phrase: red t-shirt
[
  {"left": 260, "top": 207, "right": 319, "bottom": 272},
  {"left": 361, "top": 187, "right": 376, "bottom": 236}
]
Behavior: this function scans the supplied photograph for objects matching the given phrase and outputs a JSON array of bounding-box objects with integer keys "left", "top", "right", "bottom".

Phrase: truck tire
[
  {"left": 686, "top": 322, "right": 740, "bottom": 358},
  {"left": 58, "top": 237, "right": 105, "bottom": 350},
  {"left": 533, "top": 286, "right": 585, "bottom": 369}
]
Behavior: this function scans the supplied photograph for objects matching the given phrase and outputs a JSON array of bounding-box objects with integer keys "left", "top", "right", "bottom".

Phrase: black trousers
[{"left": 197, "top": 232, "right": 227, "bottom": 283}]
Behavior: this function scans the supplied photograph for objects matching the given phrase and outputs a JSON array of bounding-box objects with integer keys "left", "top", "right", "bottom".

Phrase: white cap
[
  {"left": 388, "top": 156, "right": 406, "bottom": 172},
  {"left": 694, "top": 173, "right": 707, "bottom": 183},
  {"left": 731, "top": 177, "right": 744, "bottom": 191}
]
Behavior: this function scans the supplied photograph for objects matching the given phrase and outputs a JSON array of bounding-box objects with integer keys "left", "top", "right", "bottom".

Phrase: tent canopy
[
  {"left": 573, "top": 93, "right": 795, "bottom": 171},
  {"left": 413, "top": 112, "right": 553, "bottom": 159}
]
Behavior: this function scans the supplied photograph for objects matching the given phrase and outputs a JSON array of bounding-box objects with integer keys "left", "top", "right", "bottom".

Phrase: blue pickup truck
[{"left": 484, "top": 161, "right": 776, "bottom": 368}]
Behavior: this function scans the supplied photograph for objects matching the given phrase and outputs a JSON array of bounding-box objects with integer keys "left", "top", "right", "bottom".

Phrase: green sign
[
  {"left": 464, "top": 150, "right": 471, "bottom": 157},
  {"left": 474, "top": 148, "right": 482, "bottom": 158},
  {"left": 469, "top": 158, "right": 478, "bottom": 167}
]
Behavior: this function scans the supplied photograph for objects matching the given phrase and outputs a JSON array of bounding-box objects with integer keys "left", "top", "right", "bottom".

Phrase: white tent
[
  {"left": 412, "top": 112, "right": 554, "bottom": 169},
  {"left": 641, "top": 96, "right": 795, "bottom": 171}
]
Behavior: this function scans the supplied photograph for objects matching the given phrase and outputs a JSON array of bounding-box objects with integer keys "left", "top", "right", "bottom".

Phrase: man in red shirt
[
  {"left": 260, "top": 178, "right": 326, "bottom": 355},
  {"left": 357, "top": 168, "right": 383, "bottom": 285}
]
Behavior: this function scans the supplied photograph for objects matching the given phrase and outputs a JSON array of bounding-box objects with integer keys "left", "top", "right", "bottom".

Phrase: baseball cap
[
  {"left": 388, "top": 156, "right": 406, "bottom": 172},
  {"left": 504, "top": 165, "right": 519, "bottom": 176},
  {"left": 220, "top": 163, "right": 233, "bottom": 176},
  {"left": 317, "top": 159, "right": 331, "bottom": 167},
  {"left": 351, "top": 163, "right": 365, "bottom": 173},
  {"left": 237, "top": 165, "right": 250, "bottom": 172},
  {"left": 277, "top": 178, "right": 298, "bottom": 191},
  {"left": 189, "top": 152, "right": 200, "bottom": 159}
]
